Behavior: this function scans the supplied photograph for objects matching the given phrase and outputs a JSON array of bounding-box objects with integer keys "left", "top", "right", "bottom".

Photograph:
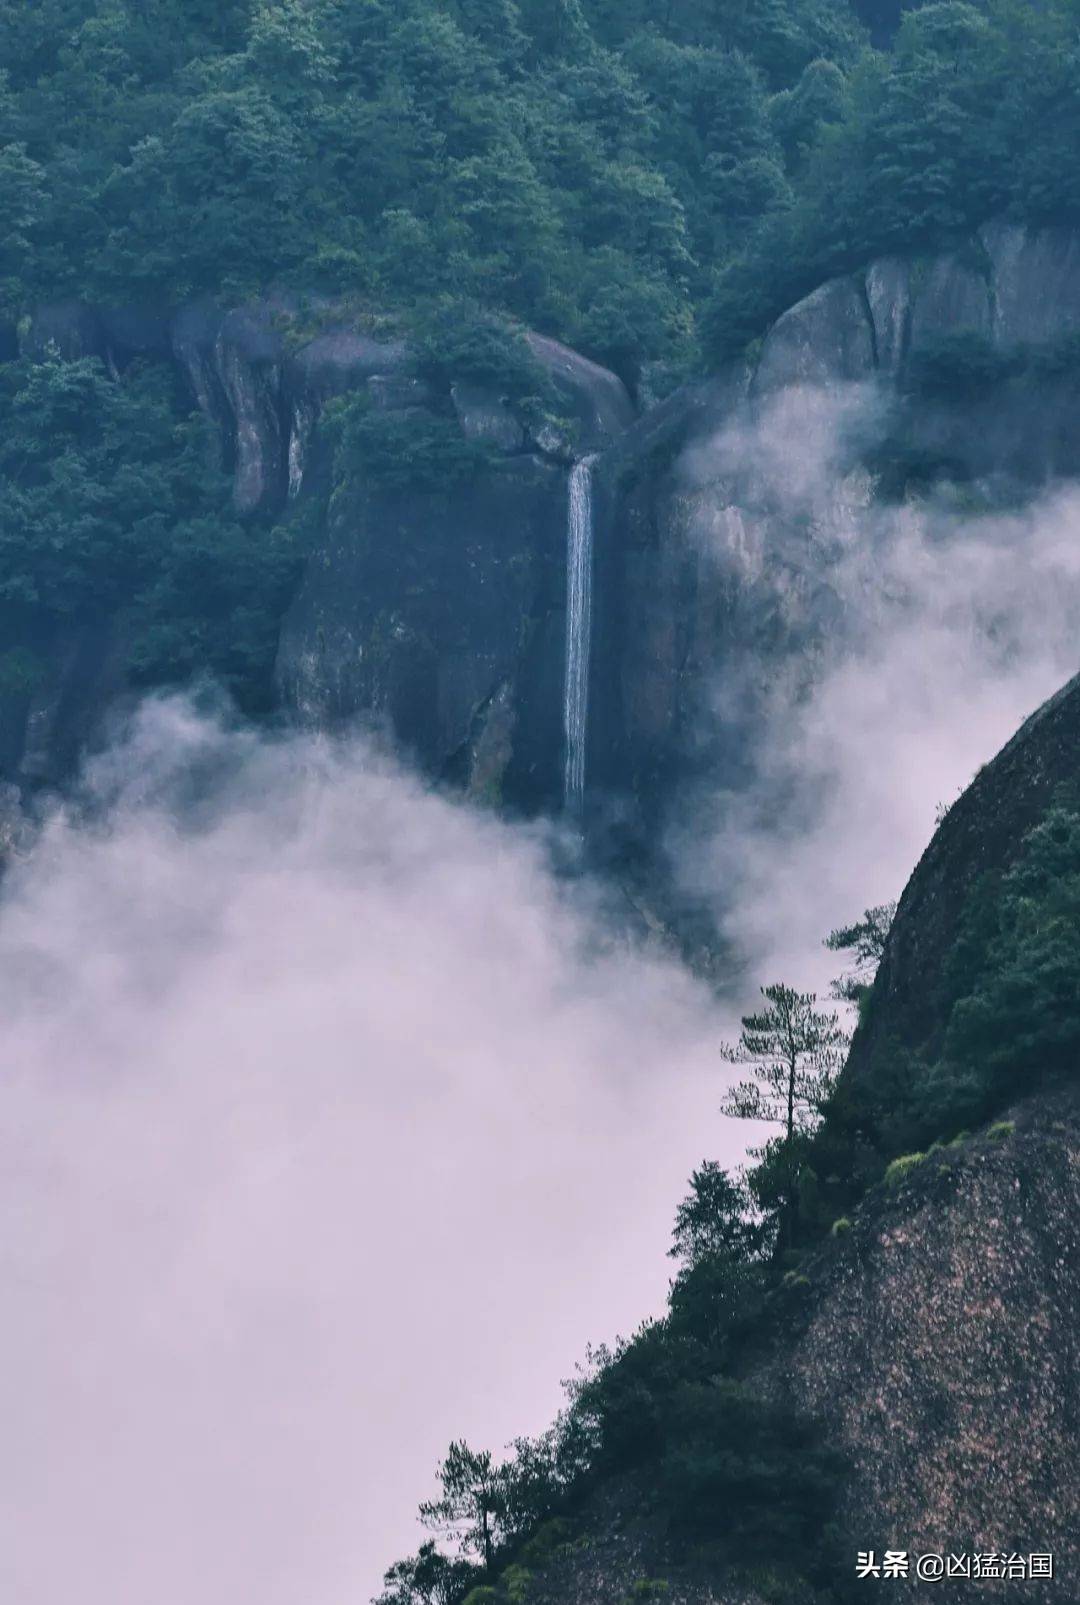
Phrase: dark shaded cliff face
[
  {"left": 11, "top": 221, "right": 1080, "bottom": 834},
  {"left": 276, "top": 454, "right": 568, "bottom": 808},
  {"left": 845, "top": 668, "right": 1080, "bottom": 1091},
  {"left": 275, "top": 324, "right": 634, "bottom": 805},
  {"left": 3, "top": 295, "right": 634, "bottom": 802},
  {"left": 592, "top": 223, "right": 1080, "bottom": 865}
]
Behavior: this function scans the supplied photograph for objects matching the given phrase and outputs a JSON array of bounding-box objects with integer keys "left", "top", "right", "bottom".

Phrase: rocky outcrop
[
  {"left": 846, "top": 667, "right": 1080, "bottom": 1090},
  {"left": 11, "top": 220, "right": 1080, "bottom": 806},
  {"left": 786, "top": 1097, "right": 1080, "bottom": 1603},
  {"left": 592, "top": 220, "right": 1080, "bottom": 851},
  {"left": 4, "top": 294, "right": 634, "bottom": 794},
  {"left": 276, "top": 452, "right": 569, "bottom": 802},
  {"left": 18, "top": 296, "right": 636, "bottom": 520},
  {"left": 273, "top": 319, "right": 635, "bottom": 804},
  {"left": 752, "top": 275, "right": 876, "bottom": 393},
  {"left": 525, "top": 332, "right": 636, "bottom": 449}
]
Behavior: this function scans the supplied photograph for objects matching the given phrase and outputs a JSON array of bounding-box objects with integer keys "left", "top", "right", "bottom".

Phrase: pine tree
[
  {"left": 825, "top": 901, "right": 896, "bottom": 1003},
  {"left": 720, "top": 984, "right": 847, "bottom": 1242},
  {"left": 419, "top": 1442, "right": 508, "bottom": 1574}
]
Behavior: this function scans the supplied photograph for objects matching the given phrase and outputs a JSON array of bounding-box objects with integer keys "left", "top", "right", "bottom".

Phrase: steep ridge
[
  {"left": 779, "top": 668, "right": 1080, "bottom": 1598},
  {"left": 462, "top": 672, "right": 1080, "bottom": 1605},
  {"left": 846, "top": 668, "right": 1080, "bottom": 1092}
]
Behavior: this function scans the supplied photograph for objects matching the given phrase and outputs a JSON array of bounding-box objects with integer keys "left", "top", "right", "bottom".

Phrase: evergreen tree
[
  {"left": 825, "top": 901, "right": 896, "bottom": 1003},
  {"left": 668, "top": 1160, "right": 760, "bottom": 1273},
  {"left": 419, "top": 1441, "right": 509, "bottom": 1574},
  {"left": 720, "top": 984, "right": 847, "bottom": 1241}
]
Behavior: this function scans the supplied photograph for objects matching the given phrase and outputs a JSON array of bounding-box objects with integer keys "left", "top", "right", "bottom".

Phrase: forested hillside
[
  {"left": 5, "top": 0, "right": 1080, "bottom": 734},
  {"left": 6, "top": 0, "right": 1080, "bottom": 383}
]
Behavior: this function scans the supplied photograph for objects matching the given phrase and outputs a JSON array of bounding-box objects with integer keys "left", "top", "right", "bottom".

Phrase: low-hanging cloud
[
  {"left": 8, "top": 378, "right": 1080, "bottom": 1605},
  {"left": 0, "top": 700, "right": 737, "bottom": 1605},
  {"left": 674, "top": 382, "right": 1080, "bottom": 996}
]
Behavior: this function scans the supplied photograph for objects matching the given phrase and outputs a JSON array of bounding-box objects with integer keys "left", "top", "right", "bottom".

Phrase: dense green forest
[
  {"left": 6, "top": 0, "right": 1080, "bottom": 383},
  {"left": 6, "top": 0, "right": 1080, "bottom": 715}
]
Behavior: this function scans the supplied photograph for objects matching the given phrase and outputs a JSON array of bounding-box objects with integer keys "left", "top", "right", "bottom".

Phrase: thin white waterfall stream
[{"left": 563, "top": 454, "right": 598, "bottom": 812}]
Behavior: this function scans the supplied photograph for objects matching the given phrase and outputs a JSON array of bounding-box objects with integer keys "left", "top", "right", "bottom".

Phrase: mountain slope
[{"left": 389, "top": 669, "right": 1080, "bottom": 1605}]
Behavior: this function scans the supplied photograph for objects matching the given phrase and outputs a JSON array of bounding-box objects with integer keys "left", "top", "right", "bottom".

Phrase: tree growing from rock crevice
[
  {"left": 720, "top": 983, "right": 848, "bottom": 1243},
  {"left": 825, "top": 901, "right": 896, "bottom": 1004}
]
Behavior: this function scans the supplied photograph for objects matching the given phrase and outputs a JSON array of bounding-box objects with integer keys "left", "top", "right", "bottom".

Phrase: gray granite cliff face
[
  {"left": 4, "top": 297, "right": 634, "bottom": 794},
  {"left": 592, "top": 222, "right": 1080, "bottom": 845},
  {"left": 10, "top": 222, "right": 1080, "bottom": 804}
]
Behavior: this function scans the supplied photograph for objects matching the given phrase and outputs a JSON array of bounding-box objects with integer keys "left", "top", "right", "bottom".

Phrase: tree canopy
[{"left": 7, "top": 0, "right": 1080, "bottom": 383}]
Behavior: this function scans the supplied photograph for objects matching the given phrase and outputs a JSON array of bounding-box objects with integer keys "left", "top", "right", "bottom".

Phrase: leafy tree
[
  {"left": 721, "top": 984, "right": 847, "bottom": 1141},
  {"left": 0, "top": 144, "right": 46, "bottom": 313},
  {"left": 656, "top": 1378, "right": 843, "bottom": 1568},
  {"left": 668, "top": 1161, "right": 760, "bottom": 1273},
  {"left": 0, "top": 352, "right": 298, "bottom": 714},
  {"left": 378, "top": 1542, "right": 477, "bottom": 1605},
  {"left": 936, "top": 805, "right": 1080, "bottom": 1115},
  {"left": 667, "top": 1162, "right": 769, "bottom": 1349}
]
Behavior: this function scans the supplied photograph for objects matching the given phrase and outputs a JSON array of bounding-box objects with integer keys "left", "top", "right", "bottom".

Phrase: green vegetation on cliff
[
  {"left": 7, "top": 0, "right": 1080, "bottom": 720},
  {"left": 0, "top": 352, "right": 298, "bottom": 711},
  {"left": 7, "top": 1, "right": 1080, "bottom": 384},
  {"left": 381, "top": 778, "right": 1080, "bottom": 1605}
]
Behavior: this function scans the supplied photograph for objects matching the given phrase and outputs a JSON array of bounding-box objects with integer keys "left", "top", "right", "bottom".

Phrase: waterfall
[{"left": 563, "top": 454, "right": 598, "bottom": 813}]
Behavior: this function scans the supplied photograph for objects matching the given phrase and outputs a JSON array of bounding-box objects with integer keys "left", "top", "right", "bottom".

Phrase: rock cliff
[
  {"left": 846, "top": 666, "right": 1080, "bottom": 1093},
  {"left": 786, "top": 1091, "right": 1080, "bottom": 1603},
  {"left": 4, "top": 296, "right": 633, "bottom": 794},
  {"left": 594, "top": 221, "right": 1080, "bottom": 851},
  {"left": 9, "top": 221, "right": 1080, "bottom": 821}
]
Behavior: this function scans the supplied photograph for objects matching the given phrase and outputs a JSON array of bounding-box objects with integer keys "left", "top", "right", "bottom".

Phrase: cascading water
[{"left": 563, "top": 454, "right": 598, "bottom": 814}]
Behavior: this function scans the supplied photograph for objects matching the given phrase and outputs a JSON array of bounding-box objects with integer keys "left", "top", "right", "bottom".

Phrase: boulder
[
  {"left": 753, "top": 276, "right": 876, "bottom": 392},
  {"left": 286, "top": 328, "right": 409, "bottom": 405},
  {"left": 450, "top": 382, "right": 525, "bottom": 451},
  {"left": 525, "top": 331, "right": 635, "bottom": 450}
]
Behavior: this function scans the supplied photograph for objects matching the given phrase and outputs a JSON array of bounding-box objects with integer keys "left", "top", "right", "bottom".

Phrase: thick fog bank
[
  {"left": 7, "top": 397, "right": 1080, "bottom": 1602},
  {"left": 675, "top": 387, "right": 1080, "bottom": 993},
  {"left": 0, "top": 702, "right": 731, "bottom": 1605}
]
